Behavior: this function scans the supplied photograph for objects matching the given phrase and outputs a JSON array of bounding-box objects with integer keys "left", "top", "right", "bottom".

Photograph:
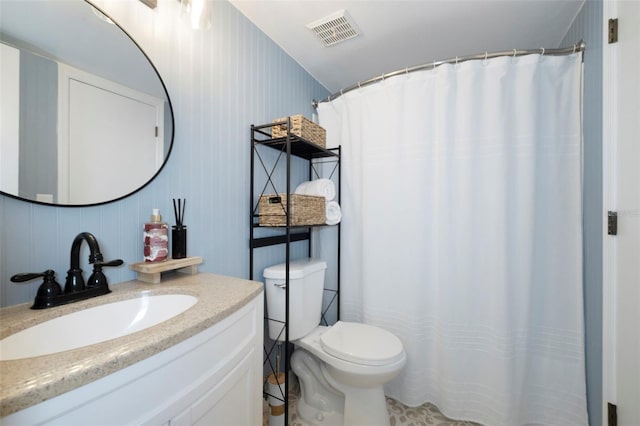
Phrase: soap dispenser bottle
[{"left": 144, "top": 208, "right": 169, "bottom": 262}]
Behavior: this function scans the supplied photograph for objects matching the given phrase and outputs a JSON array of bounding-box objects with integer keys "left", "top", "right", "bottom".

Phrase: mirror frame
[{"left": 0, "top": 0, "right": 175, "bottom": 207}]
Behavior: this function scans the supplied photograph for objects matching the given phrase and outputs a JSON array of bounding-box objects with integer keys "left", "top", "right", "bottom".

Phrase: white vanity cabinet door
[
  {"left": 2, "top": 294, "right": 263, "bottom": 426},
  {"left": 169, "top": 353, "right": 262, "bottom": 426},
  {"left": 169, "top": 348, "right": 257, "bottom": 426}
]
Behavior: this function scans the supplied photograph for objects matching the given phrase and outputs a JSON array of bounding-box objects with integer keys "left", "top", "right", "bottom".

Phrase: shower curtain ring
[
  {"left": 512, "top": 49, "right": 517, "bottom": 57},
  {"left": 484, "top": 51, "right": 488, "bottom": 64},
  {"left": 540, "top": 47, "right": 545, "bottom": 56},
  {"left": 573, "top": 44, "right": 577, "bottom": 54}
]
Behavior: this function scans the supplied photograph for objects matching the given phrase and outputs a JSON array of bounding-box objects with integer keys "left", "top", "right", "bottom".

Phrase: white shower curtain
[{"left": 317, "top": 53, "right": 587, "bottom": 425}]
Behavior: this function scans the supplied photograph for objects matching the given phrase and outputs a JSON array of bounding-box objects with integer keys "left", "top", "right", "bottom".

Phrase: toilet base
[
  {"left": 297, "top": 397, "right": 344, "bottom": 426},
  {"left": 342, "top": 387, "right": 389, "bottom": 426},
  {"left": 292, "top": 347, "right": 392, "bottom": 426},
  {"left": 321, "top": 364, "right": 390, "bottom": 426},
  {"left": 292, "top": 348, "right": 344, "bottom": 425}
]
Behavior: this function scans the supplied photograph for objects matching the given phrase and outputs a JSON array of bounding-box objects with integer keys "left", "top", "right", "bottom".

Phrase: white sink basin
[{"left": 0, "top": 294, "right": 198, "bottom": 361}]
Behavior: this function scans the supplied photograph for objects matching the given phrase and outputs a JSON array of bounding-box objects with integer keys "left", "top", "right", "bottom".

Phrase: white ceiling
[{"left": 229, "top": 0, "right": 585, "bottom": 94}]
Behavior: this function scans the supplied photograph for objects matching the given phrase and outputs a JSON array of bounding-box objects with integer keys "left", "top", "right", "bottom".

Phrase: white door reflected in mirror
[
  {"left": 58, "top": 64, "right": 164, "bottom": 205},
  {"left": 0, "top": 43, "right": 20, "bottom": 195}
]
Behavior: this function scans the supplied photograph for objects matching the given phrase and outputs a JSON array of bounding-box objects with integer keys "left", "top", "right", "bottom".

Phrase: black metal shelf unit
[{"left": 249, "top": 118, "right": 341, "bottom": 425}]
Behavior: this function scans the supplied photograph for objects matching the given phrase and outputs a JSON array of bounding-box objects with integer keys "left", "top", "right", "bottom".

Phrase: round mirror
[{"left": 0, "top": 0, "right": 174, "bottom": 206}]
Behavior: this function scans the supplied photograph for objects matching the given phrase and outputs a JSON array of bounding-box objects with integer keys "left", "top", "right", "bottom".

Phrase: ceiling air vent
[{"left": 306, "top": 10, "right": 361, "bottom": 47}]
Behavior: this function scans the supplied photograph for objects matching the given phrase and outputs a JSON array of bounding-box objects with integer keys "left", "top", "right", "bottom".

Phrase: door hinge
[
  {"left": 608, "top": 211, "right": 618, "bottom": 235},
  {"left": 609, "top": 18, "right": 618, "bottom": 43},
  {"left": 608, "top": 402, "right": 617, "bottom": 426},
  {"left": 155, "top": 126, "right": 158, "bottom": 137}
]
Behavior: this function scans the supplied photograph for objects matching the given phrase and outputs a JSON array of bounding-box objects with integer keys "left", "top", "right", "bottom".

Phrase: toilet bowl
[
  {"left": 263, "top": 259, "right": 406, "bottom": 426},
  {"left": 292, "top": 322, "right": 406, "bottom": 426}
]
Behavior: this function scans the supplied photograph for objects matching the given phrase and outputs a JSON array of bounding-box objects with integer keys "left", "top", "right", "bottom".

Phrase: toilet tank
[{"left": 263, "top": 259, "right": 327, "bottom": 341}]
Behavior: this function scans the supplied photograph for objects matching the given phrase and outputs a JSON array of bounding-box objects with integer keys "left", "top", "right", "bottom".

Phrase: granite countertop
[{"left": 0, "top": 272, "right": 263, "bottom": 417}]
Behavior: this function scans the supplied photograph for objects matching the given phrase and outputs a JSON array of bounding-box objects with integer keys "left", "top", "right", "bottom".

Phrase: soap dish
[{"left": 130, "top": 256, "right": 203, "bottom": 284}]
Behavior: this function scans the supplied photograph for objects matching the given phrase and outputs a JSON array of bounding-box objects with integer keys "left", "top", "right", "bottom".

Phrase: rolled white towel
[
  {"left": 294, "top": 178, "right": 335, "bottom": 201},
  {"left": 325, "top": 201, "right": 342, "bottom": 225}
]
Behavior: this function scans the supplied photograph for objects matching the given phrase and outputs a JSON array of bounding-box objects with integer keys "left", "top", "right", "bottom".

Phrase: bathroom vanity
[{"left": 0, "top": 273, "right": 263, "bottom": 425}]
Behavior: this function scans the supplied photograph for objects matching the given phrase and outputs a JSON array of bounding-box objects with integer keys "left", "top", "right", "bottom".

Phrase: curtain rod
[{"left": 312, "top": 40, "right": 586, "bottom": 108}]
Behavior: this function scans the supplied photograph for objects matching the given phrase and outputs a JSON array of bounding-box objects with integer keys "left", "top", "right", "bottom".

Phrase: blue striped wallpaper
[
  {"left": 0, "top": 0, "right": 329, "bottom": 307},
  {"left": 562, "top": 1, "right": 603, "bottom": 425}
]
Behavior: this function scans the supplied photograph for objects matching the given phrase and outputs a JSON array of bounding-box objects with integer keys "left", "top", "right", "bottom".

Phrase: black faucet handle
[
  {"left": 95, "top": 259, "right": 124, "bottom": 268},
  {"left": 11, "top": 270, "right": 63, "bottom": 309},
  {"left": 87, "top": 259, "right": 123, "bottom": 289},
  {"left": 11, "top": 269, "right": 57, "bottom": 283}
]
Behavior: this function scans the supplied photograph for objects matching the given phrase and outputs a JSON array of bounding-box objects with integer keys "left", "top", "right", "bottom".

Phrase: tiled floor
[{"left": 263, "top": 384, "right": 480, "bottom": 426}]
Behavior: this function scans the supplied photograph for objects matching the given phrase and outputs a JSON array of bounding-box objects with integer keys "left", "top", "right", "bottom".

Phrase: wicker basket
[
  {"left": 258, "top": 194, "right": 325, "bottom": 226},
  {"left": 271, "top": 115, "right": 326, "bottom": 148}
]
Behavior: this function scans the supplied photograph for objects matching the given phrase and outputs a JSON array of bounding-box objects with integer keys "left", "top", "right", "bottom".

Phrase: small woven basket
[
  {"left": 258, "top": 194, "right": 325, "bottom": 226},
  {"left": 271, "top": 115, "right": 326, "bottom": 148}
]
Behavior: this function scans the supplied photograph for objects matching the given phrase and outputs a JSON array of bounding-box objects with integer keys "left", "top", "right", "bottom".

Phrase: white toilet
[{"left": 264, "top": 259, "right": 406, "bottom": 426}]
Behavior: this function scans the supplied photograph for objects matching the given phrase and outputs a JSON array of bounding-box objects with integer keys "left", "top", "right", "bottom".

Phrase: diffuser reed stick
[{"left": 173, "top": 198, "right": 186, "bottom": 227}]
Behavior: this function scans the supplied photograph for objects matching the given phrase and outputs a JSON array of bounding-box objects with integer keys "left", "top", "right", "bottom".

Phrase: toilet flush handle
[{"left": 274, "top": 282, "right": 287, "bottom": 289}]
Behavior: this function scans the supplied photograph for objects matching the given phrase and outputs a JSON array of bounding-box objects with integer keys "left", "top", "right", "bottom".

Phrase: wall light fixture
[
  {"left": 180, "top": 0, "right": 212, "bottom": 30},
  {"left": 139, "top": 0, "right": 158, "bottom": 9}
]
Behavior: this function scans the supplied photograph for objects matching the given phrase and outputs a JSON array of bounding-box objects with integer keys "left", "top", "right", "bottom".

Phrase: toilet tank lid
[{"left": 263, "top": 258, "right": 327, "bottom": 280}]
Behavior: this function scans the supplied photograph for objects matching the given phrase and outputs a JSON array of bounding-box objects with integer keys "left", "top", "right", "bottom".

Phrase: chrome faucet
[{"left": 11, "top": 232, "right": 123, "bottom": 309}]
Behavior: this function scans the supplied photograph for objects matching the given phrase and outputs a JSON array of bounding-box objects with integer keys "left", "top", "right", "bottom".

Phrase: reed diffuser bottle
[{"left": 144, "top": 209, "right": 168, "bottom": 262}]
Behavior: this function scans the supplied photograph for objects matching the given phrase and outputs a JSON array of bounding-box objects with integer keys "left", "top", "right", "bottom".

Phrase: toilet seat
[{"left": 319, "top": 321, "right": 404, "bottom": 366}]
